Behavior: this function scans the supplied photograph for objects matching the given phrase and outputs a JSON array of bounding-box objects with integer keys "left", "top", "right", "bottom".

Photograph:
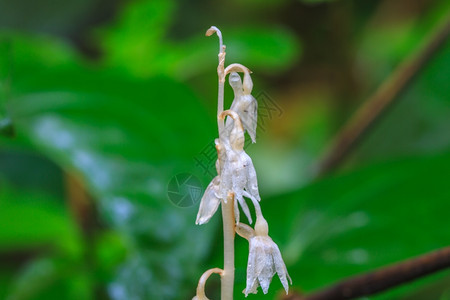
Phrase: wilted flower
[{"left": 244, "top": 217, "right": 291, "bottom": 296}]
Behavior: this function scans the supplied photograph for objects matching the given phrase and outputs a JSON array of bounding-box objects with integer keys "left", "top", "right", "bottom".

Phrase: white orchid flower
[
  {"left": 225, "top": 70, "right": 258, "bottom": 143},
  {"left": 243, "top": 216, "right": 291, "bottom": 296},
  {"left": 218, "top": 110, "right": 261, "bottom": 223}
]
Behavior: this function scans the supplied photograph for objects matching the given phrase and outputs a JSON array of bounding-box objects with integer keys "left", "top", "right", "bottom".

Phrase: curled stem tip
[
  {"left": 195, "top": 268, "right": 224, "bottom": 300},
  {"left": 219, "top": 110, "right": 245, "bottom": 134},
  {"left": 219, "top": 110, "right": 242, "bottom": 125},
  {"left": 206, "top": 26, "right": 224, "bottom": 53},
  {"left": 224, "top": 63, "right": 252, "bottom": 76}
]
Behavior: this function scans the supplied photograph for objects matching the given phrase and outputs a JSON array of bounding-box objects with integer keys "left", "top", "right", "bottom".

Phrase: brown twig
[
  {"left": 316, "top": 11, "right": 450, "bottom": 176},
  {"left": 282, "top": 246, "right": 450, "bottom": 300},
  {"left": 64, "top": 173, "right": 95, "bottom": 235}
]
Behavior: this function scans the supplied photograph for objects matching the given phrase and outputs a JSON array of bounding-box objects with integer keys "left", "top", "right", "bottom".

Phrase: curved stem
[
  {"left": 206, "top": 26, "right": 224, "bottom": 54},
  {"left": 224, "top": 63, "right": 251, "bottom": 76},
  {"left": 205, "top": 26, "right": 227, "bottom": 140},
  {"left": 219, "top": 109, "right": 244, "bottom": 131},
  {"left": 196, "top": 268, "right": 224, "bottom": 299},
  {"left": 221, "top": 192, "right": 235, "bottom": 300},
  {"left": 224, "top": 63, "right": 253, "bottom": 94},
  {"left": 245, "top": 191, "right": 263, "bottom": 218}
]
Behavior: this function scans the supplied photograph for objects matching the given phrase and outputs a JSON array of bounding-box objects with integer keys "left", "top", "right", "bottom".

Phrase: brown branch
[
  {"left": 316, "top": 11, "right": 450, "bottom": 176},
  {"left": 282, "top": 246, "right": 450, "bottom": 300},
  {"left": 64, "top": 173, "right": 95, "bottom": 235}
]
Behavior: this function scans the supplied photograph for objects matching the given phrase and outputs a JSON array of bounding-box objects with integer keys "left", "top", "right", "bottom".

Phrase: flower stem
[
  {"left": 217, "top": 48, "right": 226, "bottom": 139},
  {"left": 221, "top": 192, "right": 235, "bottom": 300},
  {"left": 206, "top": 26, "right": 235, "bottom": 300}
]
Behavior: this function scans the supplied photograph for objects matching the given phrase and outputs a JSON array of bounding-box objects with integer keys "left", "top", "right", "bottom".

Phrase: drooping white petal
[
  {"left": 256, "top": 237, "right": 275, "bottom": 294},
  {"left": 245, "top": 237, "right": 259, "bottom": 296},
  {"left": 272, "top": 241, "right": 292, "bottom": 294},
  {"left": 241, "top": 152, "right": 260, "bottom": 201},
  {"left": 233, "top": 196, "right": 240, "bottom": 224},
  {"left": 244, "top": 235, "right": 291, "bottom": 296},
  {"left": 195, "top": 176, "right": 221, "bottom": 225},
  {"left": 244, "top": 279, "right": 259, "bottom": 297}
]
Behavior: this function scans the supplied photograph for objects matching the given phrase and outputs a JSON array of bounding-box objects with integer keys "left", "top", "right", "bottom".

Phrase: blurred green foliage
[{"left": 0, "top": 0, "right": 449, "bottom": 300}]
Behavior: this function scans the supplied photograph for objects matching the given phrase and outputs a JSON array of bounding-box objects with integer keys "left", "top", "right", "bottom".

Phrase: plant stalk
[
  {"left": 217, "top": 48, "right": 226, "bottom": 138},
  {"left": 221, "top": 192, "right": 235, "bottom": 300}
]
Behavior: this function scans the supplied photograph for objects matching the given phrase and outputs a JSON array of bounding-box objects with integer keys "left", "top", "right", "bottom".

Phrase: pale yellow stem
[
  {"left": 221, "top": 192, "right": 235, "bottom": 300},
  {"left": 206, "top": 26, "right": 227, "bottom": 139}
]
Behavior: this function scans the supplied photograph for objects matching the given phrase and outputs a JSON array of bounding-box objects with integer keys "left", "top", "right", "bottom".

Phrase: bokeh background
[{"left": 0, "top": 0, "right": 449, "bottom": 299}]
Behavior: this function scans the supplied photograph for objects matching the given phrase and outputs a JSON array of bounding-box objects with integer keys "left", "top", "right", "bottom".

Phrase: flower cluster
[{"left": 193, "top": 26, "right": 291, "bottom": 299}]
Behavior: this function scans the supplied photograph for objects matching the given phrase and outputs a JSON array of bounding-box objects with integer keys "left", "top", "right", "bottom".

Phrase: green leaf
[
  {"left": 171, "top": 26, "right": 301, "bottom": 78},
  {"left": 0, "top": 181, "right": 81, "bottom": 254},
  {"left": 100, "top": 0, "right": 176, "bottom": 76},
  {"left": 231, "top": 152, "right": 450, "bottom": 298},
  {"left": 6, "top": 256, "right": 93, "bottom": 300},
  {"left": 2, "top": 33, "right": 219, "bottom": 299},
  {"left": 0, "top": 32, "right": 80, "bottom": 75},
  {"left": 98, "top": 0, "right": 301, "bottom": 78}
]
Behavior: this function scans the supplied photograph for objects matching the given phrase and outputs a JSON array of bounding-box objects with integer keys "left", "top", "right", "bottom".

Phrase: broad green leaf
[
  {"left": 6, "top": 256, "right": 93, "bottom": 300},
  {"left": 100, "top": 0, "right": 176, "bottom": 76},
  {"left": 0, "top": 181, "right": 81, "bottom": 254},
  {"left": 99, "top": 0, "right": 301, "bottom": 79},
  {"left": 229, "top": 152, "right": 450, "bottom": 298},
  {"left": 0, "top": 0, "right": 97, "bottom": 36},
  {"left": 0, "top": 31, "right": 80, "bottom": 75},
  {"left": 2, "top": 33, "right": 219, "bottom": 299},
  {"left": 168, "top": 26, "right": 301, "bottom": 79}
]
